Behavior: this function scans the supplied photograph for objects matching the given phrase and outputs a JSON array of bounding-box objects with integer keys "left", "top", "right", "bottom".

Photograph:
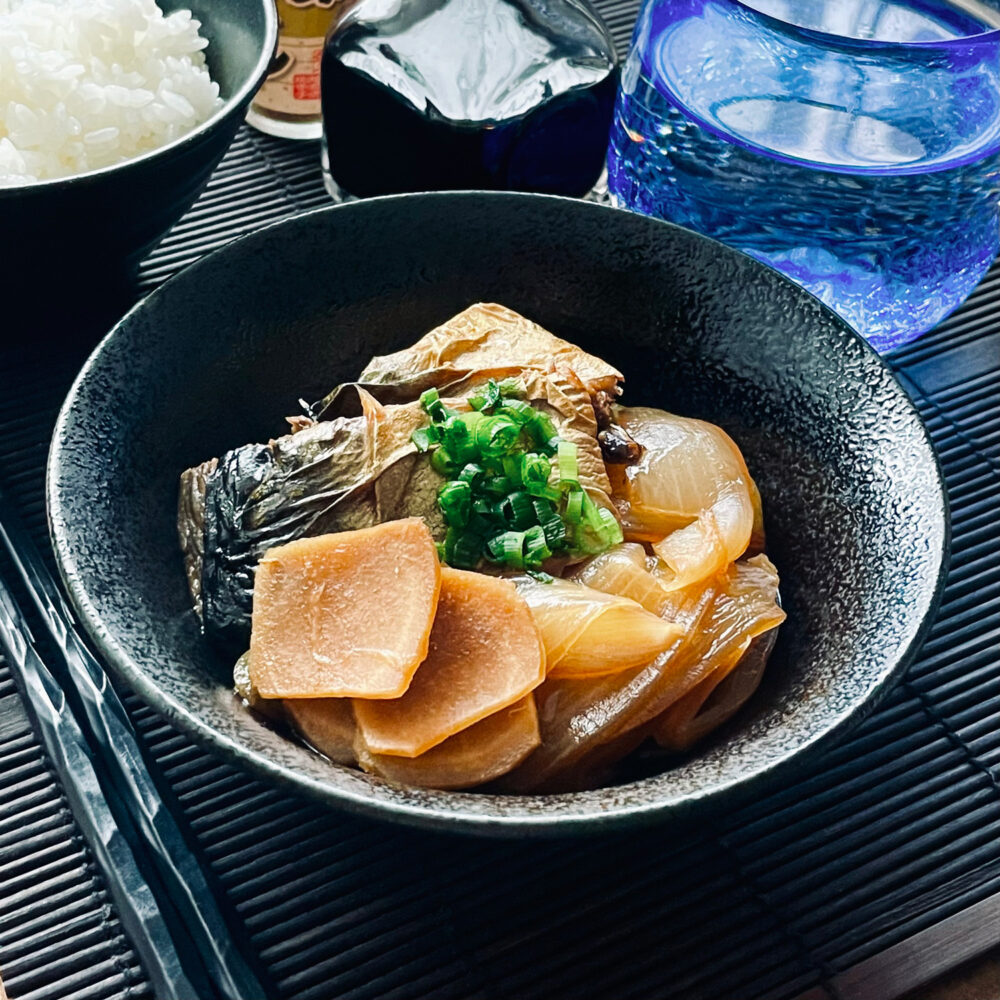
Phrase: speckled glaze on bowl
[
  {"left": 0, "top": 0, "right": 276, "bottom": 301},
  {"left": 47, "top": 193, "right": 948, "bottom": 836}
]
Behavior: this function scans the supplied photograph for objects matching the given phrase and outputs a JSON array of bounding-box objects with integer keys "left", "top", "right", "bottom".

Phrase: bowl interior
[
  {"left": 48, "top": 193, "right": 947, "bottom": 834},
  {"left": 0, "top": 0, "right": 276, "bottom": 309},
  {"left": 164, "top": 0, "right": 273, "bottom": 103}
]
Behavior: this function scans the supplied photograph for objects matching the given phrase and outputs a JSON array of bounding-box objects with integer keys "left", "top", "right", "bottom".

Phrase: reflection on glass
[{"left": 607, "top": 0, "right": 1000, "bottom": 352}]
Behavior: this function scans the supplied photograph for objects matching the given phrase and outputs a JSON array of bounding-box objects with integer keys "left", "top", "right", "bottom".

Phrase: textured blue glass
[{"left": 607, "top": 0, "right": 1000, "bottom": 352}]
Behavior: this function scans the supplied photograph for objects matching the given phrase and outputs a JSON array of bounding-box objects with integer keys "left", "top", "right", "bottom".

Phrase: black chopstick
[
  {"left": 0, "top": 488, "right": 267, "bottom": 1000},
  {"left": 0, "top": 575, "right": 201, "bottom": 1000}
]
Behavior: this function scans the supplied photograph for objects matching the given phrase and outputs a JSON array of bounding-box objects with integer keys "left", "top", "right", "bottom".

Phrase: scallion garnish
[
  {"left": 499, "top": 491, "right": 535, "bottom": 530},
  {"left": 484, "top": 475, "right": 513, "bottom": 496},
  {"left": 564, "top": 489, "right": 584, "bottom": 524},
  {"left": 487, "top": 530, "right": 526, "bottom": 570},
  {"left": 523, "top": 525, "right": 552, "bottom": 567},
  {"left": 520, "top": 453, "right": 551, "bottom": 493},
  {"left": 438, "top": 480, "right": 472, "bottom": 528},
  {"left": 557, "top": 440, "right": 579, "bottom": 486},
  {"left": 410, "top": 378, "right": 622, "bottom": 570},
  {"left": 430, "top": 447, "right": 458, "bottom": 478},
  {"left": 476, "top": 415, "right": 520, "bottom": 457},
  {"left": 411, "top": 426, "right": 438, "bottom": 453},
  {"left": 458, "top": 463, "right": 485, "bottom": 489}
]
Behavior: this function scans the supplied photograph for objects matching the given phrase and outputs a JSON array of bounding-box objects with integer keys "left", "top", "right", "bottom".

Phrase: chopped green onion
[
  {"left": 523, "top": 525, "right": 552, "bottom": 567},
  {"left": 481, "top": 381, "right": 502, "bottom": 411},
  {"left": 443, "top": 527, "right": 458, "bottom": 563},
  {"left": 530, "top": 412, "right": 559, "bottom": 453},
  {"left": 483, "top": 475, "right": 513, "bottom": 496},
  {"left": 410, "top": 426, "right": 438, "bottom": 452},
  {"left": 502, "top": 454, "right": 523, "bottom": 487},
  {"left": 475, "top": 415, "right": 520, "bottom": 457},
  {"left": 430, "top": 447, "right": 458, "bottom": 478},
  {"left": 414, "top": 378, "right": 621, "bottom": 567},
  {"left": 477, "top": 378, "right": 523, "bottom": 412},
  {"left": 467, "top": 512, "right": 495, "bottom": 537},
  {"left": 420, "top": 387, "right": 447, "bottom": 423},
  {"left": 519, "top": 453, "right": 550, "bottom": 492},
  {"left": 534, "top": 503, "right": 567, "bottom": 550},
  {"left": 459, "top": 410, "right": 486, "bottom": 432},
  {"left": 497, "top": 377, "right": 523, "bottom": 399},
  {"left": 499, "top": 491, "right": 536, "bottom": 530},
  {"left": 450, "top": 531, "right": 484, "bottom": 569},
  {"left": 573, "top": 524, "right": 608, "bottom": 555},
  {"left": 438, "top": 480, "right": 472, "bottom": 527},
  {"left": 487, "top": 530, "right": 525, "bottom": 570},
  {"left": 527, "top": 569, "right": 554, "bottom": 583},
  {"left": 564, "top": 489, "right": 584, "bottom": 524},
  {"left": 581, "top": 490, "right": 604, "bottom": 532},
  {"left": 458, "top": 463, "right": 485, "bottom": 489},
  {"left": 531, "top": 484, "right": 562, "bottom": 503},
  {"left": 557, "top": 440, "right": 579, "bottom": 486},
  {"left": 499, "top": 399, "right": 534, "bottom": 425},
  {"left": 435, "top": 542, "right": 446, "bottom": 561},
  {"left": 531, "top": 497, "right": 557, "bottom": 521},
  {"left": 442, "top": 417, "right": 477, "bottom": 462},
  {"left": 597, "top": 507, "right": 624, "bottom": 545}
]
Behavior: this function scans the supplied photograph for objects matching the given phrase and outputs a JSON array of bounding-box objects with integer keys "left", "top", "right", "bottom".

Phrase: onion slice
[
  {"left": 570, "top": 543, "right": 674, "bottom": 616},
  {"left": 502, "top": 554, "right": 784, "bottom": 792},
  {"left": 615, "top": 407, "right": 755, "bottom": 591},
  {"left": 515, "top": 575, "right": 683, "bottom": 678},
  {"left": 654, "top": 629, "right": 778, "bottom": 751},
  {"left": 498, "top": 575, "right": 720, "bottom": 792}
]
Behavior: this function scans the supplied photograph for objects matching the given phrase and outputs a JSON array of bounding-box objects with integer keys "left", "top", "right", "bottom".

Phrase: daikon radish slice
[
  {"left": 515, "top": 575, "right": 682, "bottom": 678},
  {"left": 356, "top": 697, "right": 540, "bottom": 790},
  {"left": 616, "top": 408, "right": 755, "bottom": 590},
  {"left": 248, "top": 518, "right": 441, "bottom": 699},
  {"left": 233, "top": 651, "right": 285, "bottom": 723},
  {"left": 353, "top": 567, "right": 545, "bottom": 757},
  {"left": 285, "top": 698, "right": 358, "bottom": 765},
  {"left": 654, "top": 629, "right": 778, "bottom": 751},
  {"left": 570, "top": 543, "right": 674, "bottom": 616}
]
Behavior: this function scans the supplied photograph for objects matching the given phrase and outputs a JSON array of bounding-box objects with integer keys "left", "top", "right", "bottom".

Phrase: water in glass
[{"left": 607, "top": 0, "right": 1000, "bottom": 352}]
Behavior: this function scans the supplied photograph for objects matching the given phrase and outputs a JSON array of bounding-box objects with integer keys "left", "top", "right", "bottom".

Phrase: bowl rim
[
  {"left": 0, "top": 0, "right": 278, "bottom": 195},
  {"left": 46, "top": 191, "right": 951, "bottom": 835}
]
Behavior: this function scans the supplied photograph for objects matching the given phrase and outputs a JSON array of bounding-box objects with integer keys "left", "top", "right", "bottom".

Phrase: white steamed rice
[{"left": 0, "top": 0, "right": 222, "bottom": 185}]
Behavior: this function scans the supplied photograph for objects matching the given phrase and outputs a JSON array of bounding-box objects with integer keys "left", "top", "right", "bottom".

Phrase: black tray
[{"left": 1, "top": 3, "right": 998, "bottom": 997}]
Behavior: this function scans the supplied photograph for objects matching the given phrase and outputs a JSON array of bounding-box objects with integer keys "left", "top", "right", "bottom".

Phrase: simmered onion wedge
[
  {"left": 570, "top": 543, "right": 674, "bottom": 616},
  {"left": 747, "top": 476, "right": 766, "bottom": 556},
  {"left": 654, "top": 629, "right": 778, "bottom": 752},
  {"left": 356, "top": 697, "right": 540, "bottom": 790},
  {"left": 502, "top": 555, "right": 784, "bottom": 792},
  {"left": 616, "top": 407, "right": 755, "bottom": 590},
  {"left": 515, "top": 575, "right": 682, "bottom": 678},
  {"left": 498, "top": 576, "right": 719, "bottom": 793}
]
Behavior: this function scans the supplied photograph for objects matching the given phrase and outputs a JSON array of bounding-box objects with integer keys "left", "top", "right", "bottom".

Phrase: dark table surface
[{"left": 1, "top": 3, "right": 998, "bottom": 999}]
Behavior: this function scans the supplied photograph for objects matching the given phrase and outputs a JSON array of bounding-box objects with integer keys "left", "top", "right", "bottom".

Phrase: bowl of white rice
[{"left": 1, "top": 0, "right": 276, "bottom": 299}]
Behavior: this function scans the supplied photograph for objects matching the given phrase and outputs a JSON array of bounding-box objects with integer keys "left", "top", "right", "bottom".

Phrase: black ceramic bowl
[
  {"left": 48, "top": 193, "right": 948, "bottom": 836},
  {"left": 0, "top": 0, "right": 276, "bottom": 300}
]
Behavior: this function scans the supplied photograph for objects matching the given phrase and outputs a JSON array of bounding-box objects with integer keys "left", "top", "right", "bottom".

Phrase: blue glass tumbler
[{"left": 607, "top": 0, "right": 1000, "bottom": 353}]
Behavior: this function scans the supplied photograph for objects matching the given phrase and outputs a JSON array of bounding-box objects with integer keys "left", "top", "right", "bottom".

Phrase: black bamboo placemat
[{"left": 1, "top": 3, "right": 998, "bottom": 998}]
